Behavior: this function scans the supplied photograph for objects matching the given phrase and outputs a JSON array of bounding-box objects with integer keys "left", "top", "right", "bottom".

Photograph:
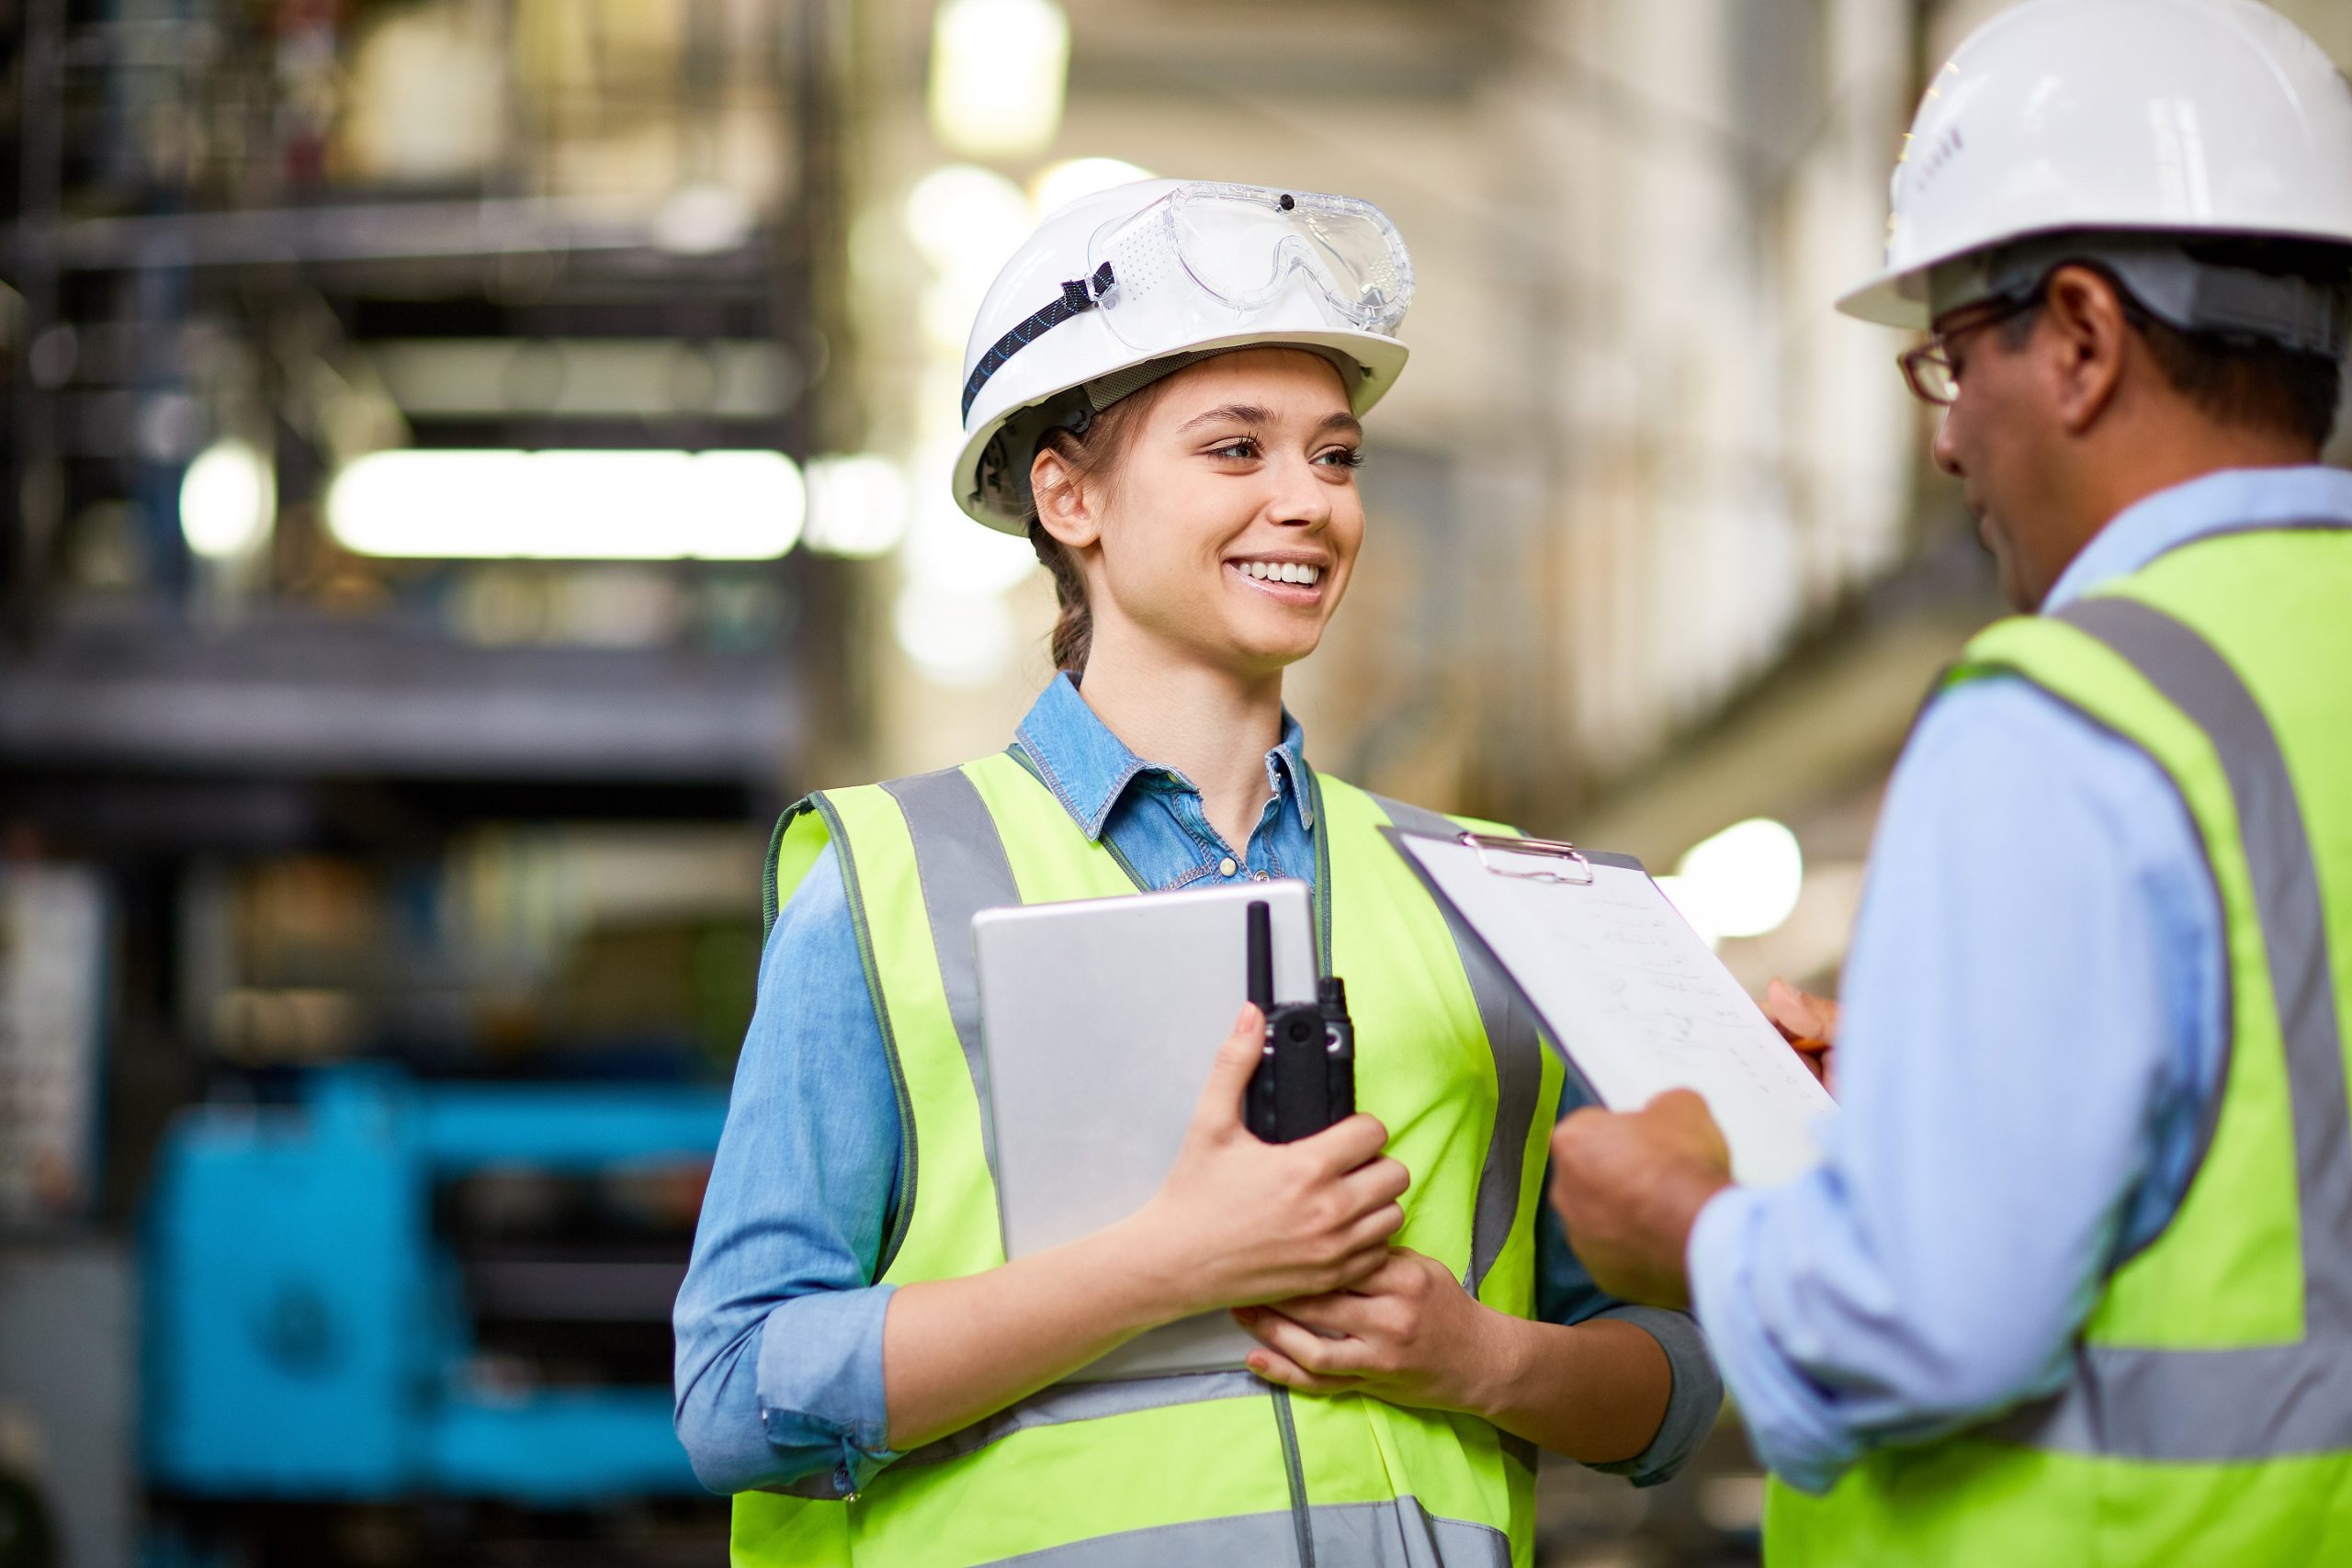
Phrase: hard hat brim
[
  {"left": 1835, "top": 265, "right": 1931, "bottom": 331},
  {"left": 952, "top": 327, "right": 1411, "bottom": 534}
]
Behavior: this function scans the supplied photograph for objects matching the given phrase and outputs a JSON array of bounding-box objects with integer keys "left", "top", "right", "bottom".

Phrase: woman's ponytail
[{"left": 1028, "top": 515, "right": 1093, "bottom": 675}]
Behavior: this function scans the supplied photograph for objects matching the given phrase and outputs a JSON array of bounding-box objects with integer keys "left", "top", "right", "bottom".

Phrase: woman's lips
[{"left": 1227, "top": 560, "right": 1325, "bottom": 604}]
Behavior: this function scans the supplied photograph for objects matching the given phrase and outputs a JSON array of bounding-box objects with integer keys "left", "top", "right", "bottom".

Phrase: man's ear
[
  {"left": 1031, "top": 445, "right": 1101, "bottom": 550},
  {"left": 2041, "top": 265, "right": 2131, "bottom": 437}
]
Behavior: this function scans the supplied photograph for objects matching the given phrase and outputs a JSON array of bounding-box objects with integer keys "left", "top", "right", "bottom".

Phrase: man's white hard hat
[
  {"left": 952, "top": 178, "right": 1413, "bottom": 532},
  {"left": 1838, "top": 0, "right": 2352, "bottom": 330}
]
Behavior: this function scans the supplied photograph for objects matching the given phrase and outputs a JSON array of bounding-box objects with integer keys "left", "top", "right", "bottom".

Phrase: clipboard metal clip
[{"left": 1459, "top": 832, "right": 1594, "bottom": 886}]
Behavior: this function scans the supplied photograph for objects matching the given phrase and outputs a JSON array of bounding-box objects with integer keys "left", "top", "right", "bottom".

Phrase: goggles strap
[{"left": 961, "top": 262, "right": 1116, "bottom": 421}]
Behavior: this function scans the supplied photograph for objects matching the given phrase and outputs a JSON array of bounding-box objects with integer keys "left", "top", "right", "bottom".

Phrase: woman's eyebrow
[
  {"left": 1176, "top": 402, "right": 1274, "bottom": 433},
  {"left": 1172, "top": 404, "right": 1363, "bottom": 438}
]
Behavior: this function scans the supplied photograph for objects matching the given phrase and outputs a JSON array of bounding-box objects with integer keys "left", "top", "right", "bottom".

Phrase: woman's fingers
[
  {"left": 1340, "top": 1202, "right": 1406, "bottom": 1256},
  {"left": 1241, "top": 1341, "right": 1354, "bottom": 1394},
  {"left": 1192, "top": 1005, "right": 1266, "bottom": 1133},
  {"left": 1258, "top": 1288, "right": 1376, "bottom": 1337},
  {"left": 1304, "top": 1111, "right": 1391, "bottom": 1175},
  {"left": 1339, "top": 1155, "right": 1410, "bottom": 1213},
  {"left": 1238, "top": 1306, "right": 1369, "bottom": 1377}
]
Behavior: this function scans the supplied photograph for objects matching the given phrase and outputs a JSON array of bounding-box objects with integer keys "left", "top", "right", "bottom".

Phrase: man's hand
[
  {"left": 1234, "top": 1248, "right": 1502, "bottom": 1415},
  {"left": 1548, "top": 1090, "right": 1734, "bottom": 1309},
  {"left": 1762, "top": 977, "right": 1840, "bottom": 1095}
]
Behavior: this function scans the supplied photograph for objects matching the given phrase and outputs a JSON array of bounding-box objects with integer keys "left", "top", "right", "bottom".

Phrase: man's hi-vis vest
[
  {"left": 731, "top": 753, "right": 1566, "bottom": 1568},
  {"left": 1770, "top": 523, "right": 2352, "bottom": 1566}
]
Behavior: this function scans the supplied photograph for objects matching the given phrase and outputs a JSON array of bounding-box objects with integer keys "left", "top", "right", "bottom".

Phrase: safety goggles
[
  {"left": 960, "top": 182, "right": 1412, "bottom": 421},
  {"left": 1086, "top": 182, "right": 1412, "bottom": 349}
]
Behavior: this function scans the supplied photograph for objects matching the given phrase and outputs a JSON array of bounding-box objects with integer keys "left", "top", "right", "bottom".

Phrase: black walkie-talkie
[{"left": 1244, "top": 900, "right": 1355, "bottom": 1142}]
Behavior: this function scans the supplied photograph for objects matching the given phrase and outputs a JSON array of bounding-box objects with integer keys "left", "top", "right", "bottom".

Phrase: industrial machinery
[{"left": 144, "top": 1066, "right": 725, "bottom": 1505}]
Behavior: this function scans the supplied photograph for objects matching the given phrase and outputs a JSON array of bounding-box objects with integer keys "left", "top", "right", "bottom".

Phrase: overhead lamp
[
  {"left": 803, "top": 454, "right": 910, "bottom": 558},
  {"left": 180, "top": 438, "right": 276, "bottom": 560},
  {"left": 894, "top": 581, "right": 1014, "bottom": 689},
  {"left": 902, "top": 164, "right": 1035, "bottom": 274},
  {"left": 1657, "top": 818, "right": 1806, "bottom": 946},
  {"left": 928, "top": 0, "right": 1069, "bottom": 161},
  {"left": 903, "top": 436, "right": 1038, "bottom": 593},
  {"left": 653, "top": 183, "right": 755, "bottom": 256},
  {"left": 1032, "top": 157, "right": 1152, "bottom": 216},
  {"left": 325, "top": 449, "right": 804, "bottom": 560}
]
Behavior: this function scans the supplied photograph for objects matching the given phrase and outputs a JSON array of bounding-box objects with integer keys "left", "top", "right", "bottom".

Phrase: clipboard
[{"left": 1381, "top": 827, "right": 1835, "bottom": 1187}]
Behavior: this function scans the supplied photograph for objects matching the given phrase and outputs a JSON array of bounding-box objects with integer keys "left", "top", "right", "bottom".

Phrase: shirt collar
[
  {"left": 1013, "top": 672, "right": 1316, "bottom": 842},
  {"left": 2042, "top": 465, "right": 2352, "bottom": 612}
]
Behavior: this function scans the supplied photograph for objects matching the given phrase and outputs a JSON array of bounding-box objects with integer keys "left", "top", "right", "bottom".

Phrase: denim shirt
[
  {"left": 1688, "top": 465, "right": 2352, "bottom": 1494},
  {"left": 674, "top": 673, "right": 1721, "bottom": 1497}
]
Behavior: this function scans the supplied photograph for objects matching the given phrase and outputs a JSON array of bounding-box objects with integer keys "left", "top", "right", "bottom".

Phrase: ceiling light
[
  {"left": 893, "top": 581, "right": 1015, "bottom": 688},
  {"left": 325, "top": 449, "right": 804, "bottom": 560},
  {"left": 902, "top": 164, "right": 1034, "bottom": 274},
  {"left": 803, "top": 454, "right": 910, "bottom": 558},
  {"left": 1666, "top": 818, "right": 1806, "bottom": 944},
  {"left": 1032, "top": 157, "right": 1153, "bottom": 216},
  {"left": 927, "top": 0, "right": 1069, "bottom": 161},
  {"left": 180, "top": 438, "right": 276, "bottom": 560}
]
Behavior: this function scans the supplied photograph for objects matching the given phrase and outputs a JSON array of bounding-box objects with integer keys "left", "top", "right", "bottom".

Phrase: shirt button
[{"left": 1219, "top": 857, "right": 1238, "bottom": 877}]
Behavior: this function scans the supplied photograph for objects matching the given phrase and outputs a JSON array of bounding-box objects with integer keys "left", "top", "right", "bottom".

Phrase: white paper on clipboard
[{"left": 1386, "top": 829, "right": 1836, "bottom": 1187}]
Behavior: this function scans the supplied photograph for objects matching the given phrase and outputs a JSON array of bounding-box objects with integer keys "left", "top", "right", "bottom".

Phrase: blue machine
[{"left": 144, "top": 1066, "right": 727, "bottom": 1504}]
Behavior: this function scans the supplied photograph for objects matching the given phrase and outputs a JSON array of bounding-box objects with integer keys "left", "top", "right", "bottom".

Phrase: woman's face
[{"left": 1042, "top": 346, "right": 1367, "bottom": 681}]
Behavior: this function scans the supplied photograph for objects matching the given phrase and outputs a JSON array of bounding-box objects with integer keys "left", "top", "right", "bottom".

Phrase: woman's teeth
[{"left": 1237, "top": 560, "right": 1322, "bottom": 585}]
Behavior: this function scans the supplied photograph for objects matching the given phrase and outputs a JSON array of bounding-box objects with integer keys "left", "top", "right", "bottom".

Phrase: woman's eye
[
  {"left": 1316, "top": 446, "right": 1364, "bottom": 470},
  {"left": 1207, "top": 438, "right": 1260, "bottom": 460}
]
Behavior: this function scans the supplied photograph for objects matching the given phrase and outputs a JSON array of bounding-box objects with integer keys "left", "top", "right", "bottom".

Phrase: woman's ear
[{"left": 1031, "top": 446, "right": 1102, "bottom": 550}]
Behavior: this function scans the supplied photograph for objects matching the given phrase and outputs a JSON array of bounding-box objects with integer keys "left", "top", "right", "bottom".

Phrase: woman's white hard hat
[
  {"left": 1838, "top": 0, "right": 2352, "bottom": 330},
  {"left": 952, "top": 178, "right": 1413, "bottom": 532}
]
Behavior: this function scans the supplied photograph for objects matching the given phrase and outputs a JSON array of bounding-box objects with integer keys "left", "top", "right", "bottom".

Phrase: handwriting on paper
[{"left": 1403, "top": 842, "right": 1835, "bottom": 1187}]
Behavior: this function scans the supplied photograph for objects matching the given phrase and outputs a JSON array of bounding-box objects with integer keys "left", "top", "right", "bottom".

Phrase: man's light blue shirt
[
  {"left": 1687, "top": 465, "right": 2352, "bottom": 1494},
  {"left": 675, "top": 675, "right": 1722, "bottom": 1497}
]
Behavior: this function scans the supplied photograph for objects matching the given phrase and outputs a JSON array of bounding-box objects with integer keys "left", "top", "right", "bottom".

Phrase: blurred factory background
[{"left": 0, "top": 2, "right": 2346, "bottom": 1565}]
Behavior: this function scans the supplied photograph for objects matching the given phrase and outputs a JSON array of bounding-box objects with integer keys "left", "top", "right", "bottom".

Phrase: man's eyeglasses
[{"left": 1897, "top": 295, "right": 2041, "bottom": 406}]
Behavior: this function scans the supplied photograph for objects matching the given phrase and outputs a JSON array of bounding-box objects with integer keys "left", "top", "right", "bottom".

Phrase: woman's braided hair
[{"left": 1022, "top": 381, "right": 1168, "bottom": 675}]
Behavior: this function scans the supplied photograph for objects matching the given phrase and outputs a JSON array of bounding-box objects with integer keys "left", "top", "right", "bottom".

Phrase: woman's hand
[
  {"left": 1123, "top": 1005, "right": 1410, "bottom": 1318},
  {"left": 1763, "top": 977, "right": 1841, "bottom": 1095},
  {"left": 1232, "top": 1248, "right": 1501, "bottom": 1414}
]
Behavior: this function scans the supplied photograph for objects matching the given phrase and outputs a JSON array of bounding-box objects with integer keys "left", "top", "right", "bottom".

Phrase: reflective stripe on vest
[
  {"left": 961, "top": 1503, "right": 1510, "bottom": 1566},
  {"left": 734, "top": 756, "right": 1552, "bottom": 1567},
  {"left": 1368, "top": 793, "right": 1545, "bottom": 1298},
  {"left": 1998, "top": 595, "right": 2352, "bottom": 1463}
]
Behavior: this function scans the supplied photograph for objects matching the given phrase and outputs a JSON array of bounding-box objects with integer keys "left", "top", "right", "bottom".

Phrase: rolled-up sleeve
[
  {"left": 1540, "top": 1093, "right": 1724, "bottom": 1485},
  {"left": 673, "top": 841, "right": 906, "bottom": 1497}
]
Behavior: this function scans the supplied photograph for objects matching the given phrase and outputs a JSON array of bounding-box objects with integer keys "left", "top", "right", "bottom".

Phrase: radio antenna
[{"left": 1245, "top": 900, "right": 1273, "bottom": 1012}]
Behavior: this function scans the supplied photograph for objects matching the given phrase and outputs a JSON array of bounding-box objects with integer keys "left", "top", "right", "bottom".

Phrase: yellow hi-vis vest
[
  {"left": 731, "top": 752, "right": 1566, "bottom": 1567},
  {"left": 1769, "top": 524, "right": 2352, "bottom": 1565}
]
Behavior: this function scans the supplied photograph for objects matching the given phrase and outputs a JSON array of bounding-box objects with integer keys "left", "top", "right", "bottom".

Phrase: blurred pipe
[
  {"left": 0, "top": 197, "right": 732, "bottom": 273},
  {"left": 6, "top": 0, "right": 66, "bottom": 646}
]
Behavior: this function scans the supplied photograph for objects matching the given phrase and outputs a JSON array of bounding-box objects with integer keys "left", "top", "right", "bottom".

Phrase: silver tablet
[{"left": 973, "top": 878, "right": 1317, "bottom": 1381}]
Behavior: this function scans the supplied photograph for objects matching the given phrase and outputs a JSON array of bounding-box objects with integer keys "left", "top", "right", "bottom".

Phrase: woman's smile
[{"left": 1226, "top": 552, "right": 1329, "bottom": 605}]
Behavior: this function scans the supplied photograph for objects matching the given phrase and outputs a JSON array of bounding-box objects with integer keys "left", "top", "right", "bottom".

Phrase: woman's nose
[{"left": 1268, "top": 456, "right": 1333, "bottom": 527}]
